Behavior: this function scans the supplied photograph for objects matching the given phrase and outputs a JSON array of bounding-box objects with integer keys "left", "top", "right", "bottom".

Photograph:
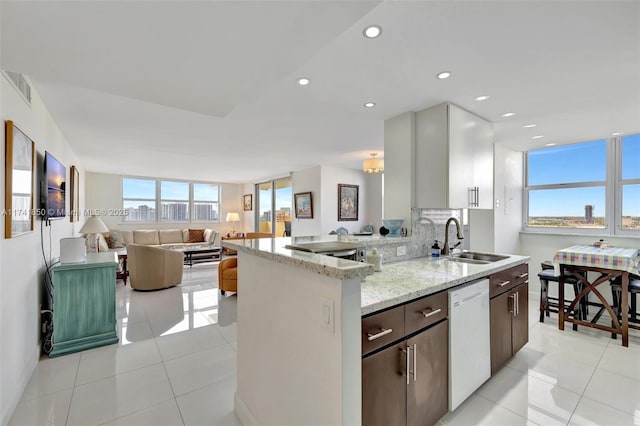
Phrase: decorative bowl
[{"left": 381, "top": 219, "right": 404, "bottom": 237}]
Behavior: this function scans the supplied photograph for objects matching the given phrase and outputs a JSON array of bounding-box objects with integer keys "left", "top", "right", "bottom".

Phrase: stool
[
  {"left": 538, "top": 262, "right": 586, "bottom": 326},
  {"left": 610, "top": 276, "right": 640, "bottom": 338}
]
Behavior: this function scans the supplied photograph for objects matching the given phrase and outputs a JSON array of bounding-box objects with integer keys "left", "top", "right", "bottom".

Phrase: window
[
  {"left": 123, "top": 178, "right": 156, "bottom": 222},
  {"left": 619, "top": 134, "right": 640, "bottom": 232},
  {"left": 525, "top": 135, "right": 639, "bottom": 236},
  {"left": 193, "top": 183, "right": 219, "bottom": 222},
  {"left": 160, "top": 181, "right": 189, "bottom": 222},
  {"left": 255, "top": 177, "right": 292, "bottom": 236},
  {"left": 122, "top": 177, "right": 220, "bottom": 223}
]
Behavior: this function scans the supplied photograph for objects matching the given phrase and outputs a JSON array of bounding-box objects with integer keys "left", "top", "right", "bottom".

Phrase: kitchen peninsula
[{"left": 223, "top": 237, "right": 529, "bottom": 426}]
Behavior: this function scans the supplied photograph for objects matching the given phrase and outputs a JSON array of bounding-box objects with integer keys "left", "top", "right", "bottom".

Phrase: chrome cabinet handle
[
  {"left": 498, "top": 280, "right": 511, "bottom": 287},
  {"left": 509, "top": 293, "right": 516, "bottom": 316},
  {"left": 412, "top": 344, "right": 417, "bottom": 382},
  {"left": 401, "top": 347, "right": 410, "bottom": 385},
  {"left": 419, "top": 308, "right": 442, "bottom": 318},
  {"left": 517, "top": 273, "right": 529, "bottom": 279},
  {"left": 367, "top": 328, "right": 393, "bottom": 341},
  {"left": 515, "top": 291, "right": 520, "bottom": 316}
]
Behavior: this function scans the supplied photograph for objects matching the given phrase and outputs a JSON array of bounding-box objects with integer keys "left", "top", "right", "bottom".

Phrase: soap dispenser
[
  {"left": 368, "top": 248, "right": 383, "bottom": 272},
  {"left": 431, "top": 240, "right": 441, "bottom": 257}
]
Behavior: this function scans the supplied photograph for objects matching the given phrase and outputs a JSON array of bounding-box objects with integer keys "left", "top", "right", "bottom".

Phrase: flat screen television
[{"left": 42, "top": 151, "right": 66, "bottom": 220}]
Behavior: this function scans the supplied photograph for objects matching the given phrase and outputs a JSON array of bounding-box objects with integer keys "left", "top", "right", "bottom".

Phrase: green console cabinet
[{"left": 50, "top": 252, "right": 119, "bottom": 357}]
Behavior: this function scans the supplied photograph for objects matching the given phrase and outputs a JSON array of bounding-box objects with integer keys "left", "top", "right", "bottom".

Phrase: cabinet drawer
[
  {"left": 490, "top": 268, "right": 515, "bottom": 298},
  {"left": 404, "top": 291, "right": 448, "bottom": 335},
  {"left": 362, "top": 306, "right": 405, "bottom": 356},
  {"left": 512, "top": 263, "right": 529, "bottom": 286}
]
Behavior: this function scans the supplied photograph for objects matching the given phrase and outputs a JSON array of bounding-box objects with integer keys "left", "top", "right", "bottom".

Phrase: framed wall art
[
  {"left": 5, "top": 120, "right": 35, "bottom": 238},
  {"left": 337, "top": 184, "right": 358, "bottom": 221},
  {"left": 70, "top": 165, "right": 79, "bottom": 222},
  {"left": 294, "top": 191, "right": 313, "bottom": 219},
  {"left": 243, "top": 194, "right": 253, "bottom": 211}
]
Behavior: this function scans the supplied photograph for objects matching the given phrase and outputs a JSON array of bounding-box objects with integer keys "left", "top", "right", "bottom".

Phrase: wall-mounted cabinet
[{"left": 415, "top": 103, "right": 494, "bottom": 209}]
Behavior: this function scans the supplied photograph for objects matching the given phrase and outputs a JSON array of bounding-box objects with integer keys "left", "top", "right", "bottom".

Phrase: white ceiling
[{"left": 2, "top": 1, "right": 638, "bottom": 183}]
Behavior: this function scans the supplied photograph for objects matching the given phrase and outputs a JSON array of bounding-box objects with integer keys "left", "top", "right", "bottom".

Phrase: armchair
[
  {"left": 218, "top": 257, "right": 237, "bottom": 295},
  {"left": 217, "top": 232, "right": 272, "bottom": 295},
  {"left": 127, "top": 244, "right": 184, "bottom": 291}
]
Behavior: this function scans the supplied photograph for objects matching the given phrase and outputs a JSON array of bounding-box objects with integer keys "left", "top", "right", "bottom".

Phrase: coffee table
[{"left": 181, "top": 246, "right": 223, "bottom": 268}]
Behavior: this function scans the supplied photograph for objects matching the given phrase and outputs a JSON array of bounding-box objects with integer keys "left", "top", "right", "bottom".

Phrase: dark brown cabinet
[
  {"left": 362, "top": 292, "right": 448, "bottom": 426},
  {"left": 489, "top": 264, "right": 529, "bottom": 374},
  {"left": 407, "top": 321, "right": 449, "bottom": 426}
]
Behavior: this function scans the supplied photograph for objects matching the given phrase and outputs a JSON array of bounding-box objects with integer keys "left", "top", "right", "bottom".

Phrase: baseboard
[
  {"left": 234, "top": 392, "right": 258, "bottom": 426},
  {"left": 1, "top": 345, "right": 39, "bottom": 426}
]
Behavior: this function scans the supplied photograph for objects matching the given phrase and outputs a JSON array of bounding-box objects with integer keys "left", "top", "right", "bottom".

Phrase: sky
[{"left": 528, "top": 135, "right": 640, "bottom": 217}]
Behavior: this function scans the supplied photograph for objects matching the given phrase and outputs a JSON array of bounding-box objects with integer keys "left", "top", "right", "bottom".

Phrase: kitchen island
[{"left": 222, "top": 237, "right": 528, "bottom": 426}]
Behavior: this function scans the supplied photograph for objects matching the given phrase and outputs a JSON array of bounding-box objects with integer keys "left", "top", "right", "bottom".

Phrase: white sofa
[{"left": 102, "top": 228, "right": 219, "bottom": 251}]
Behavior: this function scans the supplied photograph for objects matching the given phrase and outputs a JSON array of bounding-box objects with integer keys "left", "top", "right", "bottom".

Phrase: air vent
[{"left": 2, "top": 71, "right": 31, "bottom": 105}]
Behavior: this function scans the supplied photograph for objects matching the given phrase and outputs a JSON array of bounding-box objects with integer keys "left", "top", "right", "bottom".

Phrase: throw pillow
[
  {"left": 109, "top": 231, "right": 125, "bottom": 248},
  {"left": 188, "top": 228, "right": 205, "bottom": 243}
]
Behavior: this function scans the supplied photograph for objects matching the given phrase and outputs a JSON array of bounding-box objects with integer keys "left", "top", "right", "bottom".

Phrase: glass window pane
[
  {"left": 528, "top": 140, "right": 606, "bottom": 185},
  {"left": 194, "top": 183, "right": 219, "bottom": 202},
  {"left": 258, "top": 182, "right": 273, "bottom": 233},
  {"left": 528, "top": 186, "right": 606, "bottom": 228},
  {"left": 622, "top": 134, "right": 640, "bottom": 180},
  {"left": 123, "top": 200, "right": 156, "bottom": 221},
  {"left": 160, "top": 201, "right": 189, "bottom": 221},
  {"left": 161, "top": 181, "right": 189, "bottom": 200},
  {"left": 622, "top": 184, "right": 640, "bottom": 230},
  {"left": 274, "top": 178, "right": 292, "bottom": 237},
  {"left": 123, "top": 178, "right": 155, "bottom": 199},
  {"left": 193, "top": 202, "right": 219, "bottom": 221}
]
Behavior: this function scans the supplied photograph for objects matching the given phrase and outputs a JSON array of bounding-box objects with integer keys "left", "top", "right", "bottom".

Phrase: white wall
[
  {"left": 1, "top": 74, "right": 84, "bottom": 425},
  {"left": 365, "top": 172, "right": 383, "bottom": 231},
  {"left": 384, "top": 112, "right": 415, "bottom": 231},
  {"left": 291, "top": 166, "right": 321, "bottom": 237},
  {"left": 291, "top": 165, "right": 371, "bottom": 237},
  {"left": 84, "top": 172, "right": 246, "bottom": 238},
  {"left": 320, "top": 165, "right": 368, "bottom": 235}
]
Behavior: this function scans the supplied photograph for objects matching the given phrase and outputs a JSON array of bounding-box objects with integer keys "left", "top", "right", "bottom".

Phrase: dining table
[{"left": 554, "top": 244, "right": 640, "bottom": 347}]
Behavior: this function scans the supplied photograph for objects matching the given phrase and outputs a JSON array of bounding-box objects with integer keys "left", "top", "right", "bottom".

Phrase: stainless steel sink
[{"left": 446, "top": 251, "right": 509, "bottom": 264}]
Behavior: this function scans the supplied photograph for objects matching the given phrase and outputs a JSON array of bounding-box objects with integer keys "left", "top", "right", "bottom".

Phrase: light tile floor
[{"left": 9, "top": 265, "right": 640, "bottom": 425}]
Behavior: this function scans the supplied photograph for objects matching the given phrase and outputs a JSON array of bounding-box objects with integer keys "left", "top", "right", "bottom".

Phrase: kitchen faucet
[{"left": 442, "top": 217, "right": 464, "bottom": 256}]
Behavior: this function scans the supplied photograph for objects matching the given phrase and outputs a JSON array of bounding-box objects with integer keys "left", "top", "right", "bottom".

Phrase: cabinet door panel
[
  {"left": 407, "top": 320, "right": 448, "bottom": 426},
  {"left": 362, "top": 343, "right": 407, "bottom": 426},
  {"left": 448, "top": 105, "right": 475, "bottom": 208},
  {"left": 490, "top": 292, "right": 513, "bottom": 375},
  {"left": 512, "top": 283, "right": 529, "bottom": 354}
]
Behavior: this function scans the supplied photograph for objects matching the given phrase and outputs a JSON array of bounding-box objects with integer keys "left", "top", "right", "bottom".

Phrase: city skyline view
[{"left": 528, "top": 135, "right": 639, "bottom": 229}]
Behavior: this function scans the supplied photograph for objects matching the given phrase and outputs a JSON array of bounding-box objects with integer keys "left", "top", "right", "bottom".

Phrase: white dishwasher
[{"left": 449, "top": 278, "right": 491, "bottom": 410}]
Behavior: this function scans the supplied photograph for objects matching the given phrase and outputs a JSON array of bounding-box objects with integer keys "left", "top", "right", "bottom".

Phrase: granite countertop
[
  {"left": 361, "top": 255, "right": 529, "bottom": 315},
  {"left": 221, "top": 237, "right": 374, "bottom": 280}
]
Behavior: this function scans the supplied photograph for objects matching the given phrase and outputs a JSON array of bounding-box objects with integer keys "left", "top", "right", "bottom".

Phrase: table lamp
[
  {"left": 79, "top": 215, "right": 109, "bottom": 253},
  {"left": 226, "top": 212, "right": 240, "bottom": 237}
]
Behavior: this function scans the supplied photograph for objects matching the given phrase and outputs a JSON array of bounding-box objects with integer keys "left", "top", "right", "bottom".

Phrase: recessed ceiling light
[
  {"left": 363, "top": 25, "right": 382, "bottom": 39},
  {"left": 436, "top": 71, "right": 451, "bottom": 80},
  {"left": 612, "top": 132, "right": 623, "bottom": 136},
  {"left": 545, "top": 143, "right": 556, "bottom": 146},
  {"left": 364, "top": 102, "right": 376, "bottom": 108},
  {"left": 501, "top": 112, "right": 516, "bottom": 118},
  {"left": 532, "top": 135, "right": 544, "bottom": 139},
  {"left": 474, "top": 95, "right": 490, "bottom": 101},
  {"left": 296, "top": 78, "right": 310, "bottom": 86},
  {"left": 523, "top": 124, "right": 537, "bottom": 128}
]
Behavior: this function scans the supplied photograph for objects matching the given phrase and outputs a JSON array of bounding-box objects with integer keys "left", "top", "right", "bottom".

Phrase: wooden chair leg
[{"left": 539, "top": 279, "right": 548, "bottom": 323}]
